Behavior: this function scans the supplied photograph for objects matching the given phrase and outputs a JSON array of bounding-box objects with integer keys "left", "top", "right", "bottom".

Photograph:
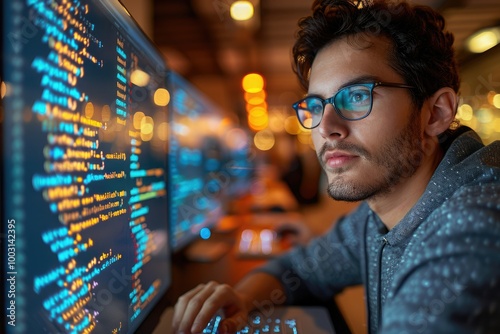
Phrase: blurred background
[
  {"left": 124, "top": 0, "right": 500, "bottom": 143},
  {"left": 121, "top": 0, "right": 500, "bottom": 207}
]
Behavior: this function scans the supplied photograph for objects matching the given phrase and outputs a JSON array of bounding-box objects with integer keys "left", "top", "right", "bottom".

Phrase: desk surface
[{"left": 167, "top": 211, "right": 301, "bottom": 302}]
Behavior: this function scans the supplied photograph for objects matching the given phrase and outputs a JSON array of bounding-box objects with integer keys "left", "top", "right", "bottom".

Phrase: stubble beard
[{"left": 321, "top": 113, "right": 423, "bottom": 202}]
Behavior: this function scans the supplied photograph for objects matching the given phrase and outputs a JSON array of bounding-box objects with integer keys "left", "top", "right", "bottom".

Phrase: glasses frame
[{"left": 292, "top": 81, "right": 415, "bottom": 129}]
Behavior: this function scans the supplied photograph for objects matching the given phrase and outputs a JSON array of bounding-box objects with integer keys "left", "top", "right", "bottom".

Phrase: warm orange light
[
  {"left": 1, "top": 81, "right": 7, "bottom": 98},
  {"left": 141, "top": 121, "right": 154, "bottom": 141},
  {"left": 242, "top": 73, "right": 264, "bottom": 93},
  {"left": 84, "top": 102, "right": 94, "bottom": 119},
  {"left": 253, "top": 129, "right": 275, "bottom": 151},
  {"left": 493, "top": 94, "right": 500, "bottom": 109},
  {"left": 157, "top": 122, "right": 169, "bottom": 141},
  {"left": 133, "top": 111, "right": 145, "bottom": 130},
  {"left": 248, "top": 112, "right": 268, "bottom": 127},
  {"left": 101, "top": 105, "right": 111, "bottom": 121},
  {"left": 268, "top": 112, "right": 285, "bottom": 133},
  {"left": 154, "top": 88, "right": 170, "bottom": 106},
  {"left": 246, "top": 102, "right": 267, "bottom": 113},
  {"left": 248, "top": 106, "right": 267, "bottom": 117},
  {"left": 457, "top": 104, "right": 473, "bottom": 121},
  {"left": 244, "top": 90, "right": 266, "bottom": 105},
  {"left": 284, "top": 116, "right": 301, "bottom": 135},
  {"left": 130, "top": 69, "right": 150, "bottom": 87}
]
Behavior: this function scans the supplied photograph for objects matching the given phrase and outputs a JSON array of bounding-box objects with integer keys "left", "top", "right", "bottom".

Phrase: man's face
[{"left": 308, "top": 35, "right": 424, "bottom": 202}]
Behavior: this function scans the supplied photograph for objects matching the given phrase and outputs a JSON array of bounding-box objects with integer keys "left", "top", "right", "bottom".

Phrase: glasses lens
[
  {"left": 334, "top": 84, "right": 372, "bottom": 119},
  {"left": 296, "top": 97, "right": 323, "bottom": 128}
]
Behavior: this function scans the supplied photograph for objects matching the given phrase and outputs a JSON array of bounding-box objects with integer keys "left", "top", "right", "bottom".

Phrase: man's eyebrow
[
  {"left": 307, "top": 74, "right": 381, "bottom": 97},
  {"left": 338, "top": 75, "right": 380, "bottom": 89}
]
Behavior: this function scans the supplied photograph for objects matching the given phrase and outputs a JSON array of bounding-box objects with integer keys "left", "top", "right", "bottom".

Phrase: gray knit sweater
[{"left": 258, "top": 128, "right": 500, "bottom": 333}]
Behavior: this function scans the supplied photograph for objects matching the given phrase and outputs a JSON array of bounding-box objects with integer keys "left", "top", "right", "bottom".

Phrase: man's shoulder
[
  {"left": 441, "top": 127, "right": 500, "bottom": 163},
  {"left": 399, "top": 183, "right": 500, "bottom": 275},
  {"left": 424, "top": 181, "right": 500, "bottom": 238},
  {"left": 430, "top": 129, "right": 500, "bottom": 206},
  {"left": 446, "top": 181, "right": 500, "bottom": 210},
  {"left": 475, "top": 138, "right": 500, "bottom": 166}
]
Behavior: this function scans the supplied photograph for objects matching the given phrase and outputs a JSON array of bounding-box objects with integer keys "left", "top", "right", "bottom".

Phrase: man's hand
[{"left": 172, "top": 281, "right": 250, "bottom": 333}]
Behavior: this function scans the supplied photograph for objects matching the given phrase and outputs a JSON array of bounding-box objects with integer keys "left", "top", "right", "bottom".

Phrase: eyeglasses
[{"left": 292, "top": 82, "right": 414, "bottom": 129}]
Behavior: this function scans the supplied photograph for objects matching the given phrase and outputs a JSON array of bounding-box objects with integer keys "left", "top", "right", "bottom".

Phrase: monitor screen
[
  {"left": 1, "top": 0, "right": 171, "bottom": 333},
  {"left": 167, "top": 72, "right": 228, "bottom": 251},
  {"left": 222, "top": 129, "right": 255, "bottom": 201}
]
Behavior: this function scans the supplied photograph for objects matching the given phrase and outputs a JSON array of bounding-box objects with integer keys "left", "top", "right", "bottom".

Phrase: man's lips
[{"left": 323, "top": 151, "right": 358, "bottom": 168}]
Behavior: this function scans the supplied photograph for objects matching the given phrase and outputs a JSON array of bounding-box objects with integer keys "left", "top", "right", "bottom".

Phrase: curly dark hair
[{"left": 292, "top": 0, "right": 460, "bottom": 110}]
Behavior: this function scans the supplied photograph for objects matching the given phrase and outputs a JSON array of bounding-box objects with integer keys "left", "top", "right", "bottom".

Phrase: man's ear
[{"left": 423, "top": 87, "right": 458, "bottom": 137}]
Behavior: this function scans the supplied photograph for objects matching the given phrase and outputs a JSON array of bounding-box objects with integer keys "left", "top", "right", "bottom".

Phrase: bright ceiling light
[
  {"left": 466, "top": 27, "right": 500, "bottom": 53},
  {"left": 230, "top": 1, "right": 254, "bottom": 21}
]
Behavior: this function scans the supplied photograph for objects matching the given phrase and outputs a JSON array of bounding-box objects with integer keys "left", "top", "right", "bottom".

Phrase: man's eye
[
  {"left": 310, "top": 103, "right": 323, "bottom": 114},
  {"left": 349, "top": 90, "right": 370, "bottom": 103},
  {"left": 304, "top": 98, "right": 322, "bottom": 114}
]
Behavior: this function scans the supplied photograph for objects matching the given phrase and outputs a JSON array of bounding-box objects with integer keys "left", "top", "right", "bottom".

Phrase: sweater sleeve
[{"left": 255, "top": 203, "right": 369, "bottom": 304}]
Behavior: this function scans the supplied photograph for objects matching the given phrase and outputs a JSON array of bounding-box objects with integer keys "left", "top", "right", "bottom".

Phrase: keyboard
[
  {"left": 151, "top": 306, "right": 335, "bottom": 334},
  {"left": 203, "top": 312, "right": 299, "bottom": 334}
]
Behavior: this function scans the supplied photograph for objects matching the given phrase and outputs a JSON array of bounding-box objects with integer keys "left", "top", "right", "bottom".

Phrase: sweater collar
[{"left": 381, "top": 127, "right": 486, "bottom": 245}]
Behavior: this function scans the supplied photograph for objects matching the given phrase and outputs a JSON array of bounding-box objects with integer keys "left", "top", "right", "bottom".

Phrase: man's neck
[{"left": 368, "top": 147, "right": 444, "bottom": 230}]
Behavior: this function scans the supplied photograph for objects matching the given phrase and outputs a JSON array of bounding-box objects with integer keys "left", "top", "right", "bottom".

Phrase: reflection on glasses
[{"left": 292, "top": 81, "right": 414, "bottom": 129}]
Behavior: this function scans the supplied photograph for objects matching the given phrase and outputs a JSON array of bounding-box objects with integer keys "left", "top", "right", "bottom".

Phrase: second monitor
[{"left": 167, "top": 72, "right": 250, "bottom": 254}]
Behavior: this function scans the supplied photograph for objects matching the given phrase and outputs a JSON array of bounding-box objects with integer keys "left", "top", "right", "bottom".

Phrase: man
[{"left": 173, "top": 0, "right": 500, "bottom": 333}]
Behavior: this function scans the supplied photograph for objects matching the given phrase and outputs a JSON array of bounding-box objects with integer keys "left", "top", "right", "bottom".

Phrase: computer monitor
[
  {"left": 167, "top": 72, "right": 228, "bottom": 252},
  {"left": 222, "top": 129, "right": 255, "bottom": 200},
  {"left": 1, "top": 0, "right": 171, "bottom": 333}
]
